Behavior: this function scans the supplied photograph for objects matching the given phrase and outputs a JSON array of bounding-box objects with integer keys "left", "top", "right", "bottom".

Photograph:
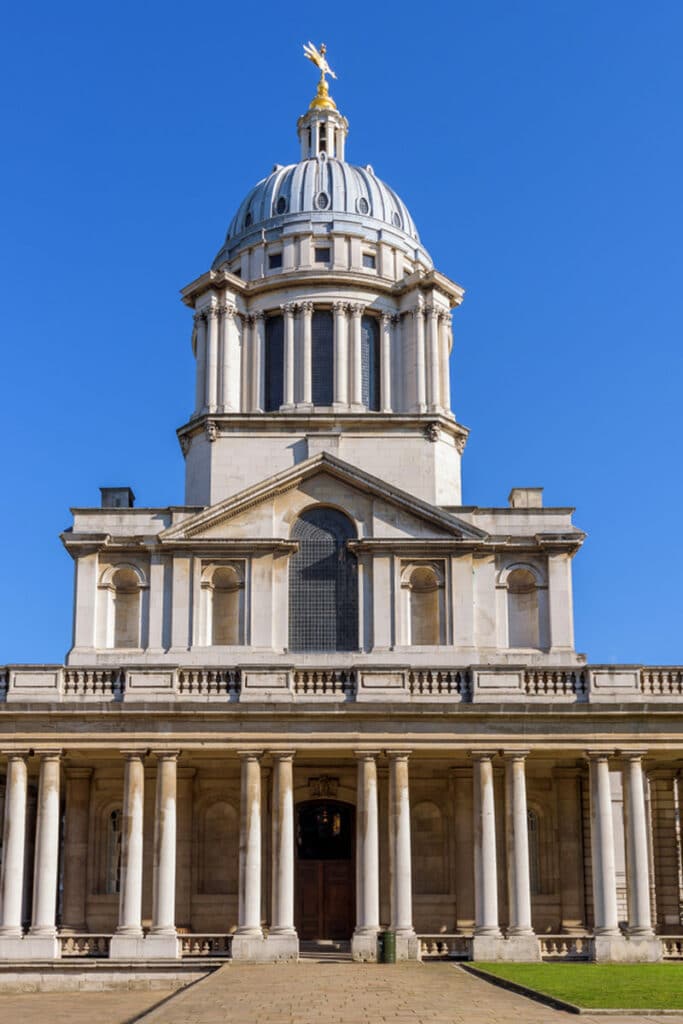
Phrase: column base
[
  {"left": 141, "top": 932, "right": 181, "bottom": 959},
  {"left": 351, "top": 929, "right": 379, "bottom": 962},
  {"left": 593, "top": 933, "right": 662, "bottom": 963},
  {"left": 264, "top": 931, "right": 299, "bottom": 961},
  {"left": 0, "top": 934, "right": 60, "bottom": 959},
  {"left": 394, "top": 929, "right": 420, "bottom": 961},
  {"left": 231, "top": 932, "right": 267, "bottom": 961},
  {"left": 109, "top": 932, "right": 145, "bottom": 959}
]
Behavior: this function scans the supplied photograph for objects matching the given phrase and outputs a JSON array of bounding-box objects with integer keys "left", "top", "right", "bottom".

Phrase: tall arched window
[
  {"left": 361, "top": 315, "right": 380, "bottom": 410},
  {"left": 289, "top": 507, "right": 357, "bottom": 651},
  {"left": 311, "top": 310, "right": 334, "bottom": 406},
  {"left": 507, "top": 567, "right": 540, "bottom": 648},
  {"left": 265, "top": 314, "right": 284, "bottom": 411},
  {"left": 112, "top": 568, "right": 141, "bottom": 648}
]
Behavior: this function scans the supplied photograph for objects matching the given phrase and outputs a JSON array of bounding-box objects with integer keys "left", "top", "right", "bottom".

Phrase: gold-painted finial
[{"left": 303, "top": 41, "right": 338, "bottom": 110}]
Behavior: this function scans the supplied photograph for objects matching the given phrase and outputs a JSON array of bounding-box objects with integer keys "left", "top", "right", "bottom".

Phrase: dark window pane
[
  {"left": 265, "top": 315, "right": 284, "bottom": 412},
  {"left": 311, "top": 310, "right": 333, "bottom": 406},
  {"left": 297, "top": 801, "right": 354, "bottom": 860},
  {"left": 362, "top": 253, "right": 376, "bottom": 269},
  {"left": 268, "top": 252, "right": 282, "bottom": 269},
  {"left": 361, "top": 315, "right": 380, "bottom": 411},
  {"left": 289, "top": 507, "right": 358, "bottom": 652},
  {"left": 314, "top": 247, "right": 330, "bottom": 263}
]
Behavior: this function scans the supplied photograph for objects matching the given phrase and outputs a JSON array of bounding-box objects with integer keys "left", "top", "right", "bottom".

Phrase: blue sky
[{"left": 1, "top": 1, "right": 681, "bottom": 664}]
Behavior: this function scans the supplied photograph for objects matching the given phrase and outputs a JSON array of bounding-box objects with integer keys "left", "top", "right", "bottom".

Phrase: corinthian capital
[
  {"left": 300, "top": 300, "right": 314, "bottom": 314},
  {"left": 349, "top": 302, "right": 365, "bottom": 317},
  {"left": 193, "top": 310, "right": 206, "bottom": 325},
  {"left": 281, "top": 302, "right": 297, "bottom": 316},
  {"left": 204, "top": 304, "right": 219, "bottom": 320},
  {"left": 333, "top": 300, "right": 348, "bottom": 314},
  {"left": 219, "top": 302, "right": 237, "bottom": 318}
]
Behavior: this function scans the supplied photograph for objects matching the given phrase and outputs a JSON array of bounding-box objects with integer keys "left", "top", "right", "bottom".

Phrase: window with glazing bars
[
  {"left": 311, "top": 310, "right": 334, "bottom": 406},
  {"left": 361, "top": 315, "right": 380, "bottom": 410},
  {"left": 265, "top": 314, "right": 284, "bottom": 411},
  {"left": 289, "top": 508, "right": 358, "bottom": 652}
]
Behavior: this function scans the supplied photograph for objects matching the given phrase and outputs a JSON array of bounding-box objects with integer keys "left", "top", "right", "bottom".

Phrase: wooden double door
[{"left": 295, "top": 800, "right": 355, "bottom": 941}]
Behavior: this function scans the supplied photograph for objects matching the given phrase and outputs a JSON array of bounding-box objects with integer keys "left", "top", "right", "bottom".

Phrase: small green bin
[{"left": 379, "top": 929, "right": 396, "bottom": 963}]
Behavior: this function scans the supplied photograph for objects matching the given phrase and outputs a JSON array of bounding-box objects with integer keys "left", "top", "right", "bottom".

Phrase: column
[
  {"left": 193, "top": 311, "right": 207, "bottom": 415},
  {"left": 352, "top": 752, "right": 380, "bottom": 960},
  {"left": 233, "top": 751, "right": 264, "bottom": 958},
  {"left": 240, "top": 314, "right": 251, "bottom": 412},
  {"left": 588, "top": 752, "right": 623, "bottom": 960},
  {"left": 223, "top": 303, "right": 241, "bottom": 412},
  {"left": 413, "top": 303, "right": 426, "bottom": 412},
  {"left": 252, "top": 312, "right": 266, "bottom": 412},
  {"left": 301, "top": 302, "right": 313, "bottom": 406},
  {"left": 472, "top": 752, "right": 502, "bottom": 956},
  {"left": 388, "top": 751, "right": 418, "bottom": 958},
  {"left": 204, "top": 304, "right": 219, "bottom": 412},
  {"left": 0, "top": 752, "right": 29, "bottom": 943},
  {"left": 29, "top": 751, "right": 62, "bottom": 950},
  {"left": 350, "top": 302, "right": 364, "bottom": 407},
  {"left": 333, "top": 301, "right": 348, "bottom": 406},
  {"left": 623, "top": 753, "right": 656, "bottom": 940},
  {"left": 282, "top": 303, "right": 296, "bottom": 408},
  {"left": 61, "top": 767, "right": 93, "bottom": 932},
  {"left": 439, "top": 312, "right": 451, "bottom": 412},
  {"left": 268, "top": 751, "right": 298, "bottom": 958},
  {"left": 110, "top": 751, "right": 145, "bottom": 957},
  {"left": 145, "top": 752, "right": 180, "bottom": 957},
  {"left": 426, "top": 304, "right": 440, "bottom": 411},
  {"left": 380, "top": 313, "right": 392, "bottom": 413},
  {"left": 504, "top": 753, "right": 533, "bottom": 935}
]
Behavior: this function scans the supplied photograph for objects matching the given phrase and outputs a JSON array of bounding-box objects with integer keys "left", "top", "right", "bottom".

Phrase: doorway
[{"left": 295, "top": 800, "right": 355, "bottom": 940}]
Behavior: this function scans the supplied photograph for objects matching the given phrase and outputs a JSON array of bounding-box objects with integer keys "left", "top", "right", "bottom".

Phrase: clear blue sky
[{"left": 1, "top": 2, "right": 681, "bottom": 664}]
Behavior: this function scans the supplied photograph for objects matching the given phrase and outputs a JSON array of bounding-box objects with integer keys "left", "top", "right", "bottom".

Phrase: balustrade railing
[
  {"left": 539, "top": 935, "right": 591, "bottom": 960},
  {"left": 293, "top": 668, "right": 355, "bottom": 698},
  {"left": 177, "top": 668, "right": 240, "bottom": 698},
  {"left": 409, "top": 670, "right": 470, "bottom": 699},
  {"left": 524, "top": 669, "right": 587, "bottom": 700},
  {"left": 180, "top": 934, "right": 232, "bottom": 957},
  {"left": 640, "top": 667, "right": 683, "bottom": 697},
  {"left": 660, "top": 936, "right": 683, "bottom": 959},
  {"left": 418, "top": 934, "right": 472, "bottom": 959},
  {"left": 63, "top": 669, "right": 123, "bottom": 699},
  {"left": 59, "top": 934, "right": 111, "bottom": 957}
]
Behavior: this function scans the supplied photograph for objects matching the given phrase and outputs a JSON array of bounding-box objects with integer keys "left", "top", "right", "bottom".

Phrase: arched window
[
  {"left": 106, "top": 808, "right": 122, "bottom": 895},
  {"left": 311, "top": 310, "right": 334, "bottom": 406},
  {"left": 527, "top": 808, "right": 541, "bottom": 896},
  {"left": 507, "top": 567, "right": 540, "bottom": 648},
  {"left": 289, "top": 507, "right": 357, "bottom": 651},
  {"left": 265, "top": 314, "right": 284, "bottom": 411},
  {"left": 112, "top": 568, "right": 141, "bottom": 648},
  {"left": 202, "top": 563, "right": 245, "bottom": 645},
  {"left": 361, "top": 315, "right": 380, "bottom": 410},
  {"left": 402, "top": 562, "right": 444, "bottom": 645}
]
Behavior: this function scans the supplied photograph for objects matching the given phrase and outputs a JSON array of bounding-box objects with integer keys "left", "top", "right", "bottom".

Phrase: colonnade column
[
  {"left": 426, "top": 304, "right": 440, "bottom": 411},
  {"left": 252, "top": 312, "right": 266, "bottom": 412},
  {"left": 282, "top": 303, "right": 296, "bottom": 409},
  {"left": 146, "top": 751, "right": 181, "bottom": 957},
  {"left": 352, "top": 752, "right": 380, "bottom": 961},
  {"left": 233, "top": 751, "right": 265, "bottom": 958},
  {"left": 504, "top": 753, "right": 540, "bottom": 959},
  {"left": 204, "top": 304, "right": 219, "bottom": 413},
  {"left": 623, "top": 753, "right": 659, "bottom": 958},
  {"left": 110, "top": 751, "right": 145, "bottom": 957},
  {"left": 380, "top": 314, "right": 392, "bottom": 413},
  {"left": 301, "top": 302, "right": 313, "bottom": 406},
  {"left": 588, "top": 751, "right": 629, "bottom": 961},
  {"left": 412, "top": 303, "right": 426, "bottom": 412},
  {"left": 471, "top": 751, "right": 503, "bottom": 958},
  {"left": 0, "top": 752, "right": 29, "bottom": 951},
  {"left": 439, "top": 311, "right": 451, "bottom": 412},
  {"left": 268, "top": 751, "right": 298, "bottom": 959},
  {"left": 333, "top": 301, "right": 349, "bottom": 407},
  {"left": 220, "top": 303, "right": 240, "bottom": 412},
  {"left": 28, "top": 751, "right": 62, "bottom": 955},
  {"left": 193, "top": 310, "right": 207, "bottom": 415},
  {"left": 350, "top": 302, "right": 364, "bottom": 408},
  {"left": 388, "top": 751, "right": 418, "bottom": 959}
]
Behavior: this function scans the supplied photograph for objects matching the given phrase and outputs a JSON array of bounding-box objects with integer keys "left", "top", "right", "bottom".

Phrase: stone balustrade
[
  {"left": 418, "top": 934, "right": 472, "bottom": 959},
  {"left": 179, "top": 934, "right": 232, "bottom": 957},
  {"left": 660, "top": 937, "right": 683, "bottom": 959},
  {"left": 538, "top": 935, "right": 592, "bottom": 960},
  {"left": 2, "top": 664, "right": 683, "bottom": 704},
  {"left": 59, "top": 934, "right": 111, "bottom": 957}
]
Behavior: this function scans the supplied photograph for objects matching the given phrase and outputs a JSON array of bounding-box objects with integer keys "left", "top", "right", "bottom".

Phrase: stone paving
[
  {"left": 134, "top": 961, "right": 683, "bottom": 1024},
  {"left": 0, "top": 987, "right": 176, "bottom": 1024}
]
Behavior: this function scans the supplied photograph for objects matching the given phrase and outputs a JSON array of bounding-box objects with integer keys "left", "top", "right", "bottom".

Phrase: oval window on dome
[
  {"left": 356, "top": 197, "right": 370, "bottom": 215},
  {"left": 316, "top": 192, "right": 330, "bottom": 210},
  {"left": 275, "top": 196, "right": 288, "bottom": 215},
  {"left": 392, "top": 211, "right": 403, "bottom": 229}
]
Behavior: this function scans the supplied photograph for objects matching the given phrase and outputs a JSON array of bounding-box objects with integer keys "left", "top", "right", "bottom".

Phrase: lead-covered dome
[{"left": 212, "top": 87, "right": 432, "bottom": 274}]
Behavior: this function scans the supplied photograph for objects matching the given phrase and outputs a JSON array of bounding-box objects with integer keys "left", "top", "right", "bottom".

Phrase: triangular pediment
[{"left": 159, "top": 452, "right": 488, "bottom": 544}]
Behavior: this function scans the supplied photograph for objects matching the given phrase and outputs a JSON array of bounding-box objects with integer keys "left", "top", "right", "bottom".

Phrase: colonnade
[
  {"left": 192, "top": 299, "right": 452, "bottom": 417},
  {"left": 0, "top": 748, "right": 674, "bottom": 962}
]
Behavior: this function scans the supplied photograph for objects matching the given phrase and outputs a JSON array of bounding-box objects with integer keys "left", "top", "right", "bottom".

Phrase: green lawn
[{"left": 471, "top": 962, "right": 683, "bottom": 1009}]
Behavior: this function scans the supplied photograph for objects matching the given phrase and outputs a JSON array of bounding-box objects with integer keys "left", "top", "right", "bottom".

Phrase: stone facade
[{"left": 1, "top": 76, "right": 682, "bottom": 969}]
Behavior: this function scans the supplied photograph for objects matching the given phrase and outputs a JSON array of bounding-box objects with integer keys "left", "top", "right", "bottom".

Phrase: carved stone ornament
[
  {"left": 179, "top": 434, "right": 192, "bottom": 456},
  {"left": 454, "top": 433, "right": 467, "bottom": 455},
  {"left": 205, "top": 419, "right": 218, "bottom": 443},
  {"left": 424, "top": 422, "right": 440, "bottom": 443},
  {"left": 308, "top": 775, "right": 340, "bottom": 798}
]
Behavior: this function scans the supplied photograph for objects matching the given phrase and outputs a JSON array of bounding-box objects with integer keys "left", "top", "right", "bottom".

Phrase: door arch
[{"left": 295, "top": 799, "right": 355, "bottom": 940}]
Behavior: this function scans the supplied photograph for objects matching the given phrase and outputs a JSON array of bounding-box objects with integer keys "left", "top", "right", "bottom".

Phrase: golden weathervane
[{"left": 303, "top": 41, "right": 338, "bottom": 111}]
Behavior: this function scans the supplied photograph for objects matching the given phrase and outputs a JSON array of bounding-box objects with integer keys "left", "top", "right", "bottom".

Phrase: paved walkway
[
  {"left": 133, "top": 961, "right": 683, "bottom": 1024},
  {"left": 0, "top": 988, "right": 176, "bottom": 1024}
]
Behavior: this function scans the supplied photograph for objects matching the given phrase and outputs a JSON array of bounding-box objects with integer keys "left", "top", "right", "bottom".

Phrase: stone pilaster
[
  {"left": 352, "top": 752, "right": 380, "bottom": 961},
  {"left": 267, "top": 751, "right": 298, "bottom": 960},
  {"left": 388, "top": 751, "right": 418, "bottom": 959}
]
